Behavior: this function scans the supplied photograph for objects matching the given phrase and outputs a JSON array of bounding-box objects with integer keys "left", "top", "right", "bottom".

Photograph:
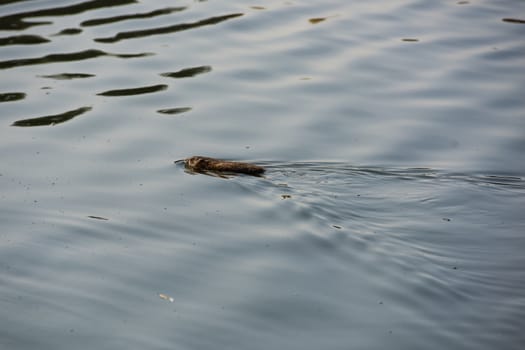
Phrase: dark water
[{"left": 1, "top": 1, "right": 525, "bottom": 349}]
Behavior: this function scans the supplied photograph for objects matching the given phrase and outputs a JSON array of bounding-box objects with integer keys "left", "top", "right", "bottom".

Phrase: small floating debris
[
  {"left": 309, "top": 15, "right": 340, "bottom": 25},
  {"left": 502, "top": 18, "right": 525, "bottom": 24},
  {"left": 442, "top": 217, "right": 451, "bottom": 222},
  {"left": 251, "top": 6, "right": 266, "bottom": 10},
  {"left": 178, "top": 156, "right": 265, "bottom": 176},
  {"left": 309, "top": 17, "right": 327, "bottom": 24},
  {"left": 281, "top": 194, "right": 292, "bottom": 199},
  {"left": 87, "top": 215, "right": 109, "bottom": 221},
  {"left": 157, "top": 107, "right": 192, "bottom": 115},
  {"left": 159, "top": 293, "right": 174, "bottom": 302},
  {"left": 332, "top": 225, "right": 342, "bottom": 229},
  {"left": 402, "top": 38, "right": 419, "bottom": 42}
]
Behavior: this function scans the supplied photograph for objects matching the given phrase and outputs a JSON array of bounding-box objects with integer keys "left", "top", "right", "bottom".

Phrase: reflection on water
[
  {"left": 160, "top": 66, "right": 212, "bottom": 78},
  {"left": 0, "top": 34, "right": 49, "bottom": 46},
  {"left": 1, "top": 0, "right": 525, "bottom": 349},
  {"left": 97, "top": 84, "right": 168, "bottom": 97},
  {"left": 0, "top": 0, "right": 136, "bottom": 30},
  {"left": 0, "top": 92, "right": 26, "bottom": 103},
  {"left": 94, "top": 13, "right": 243, "bottom": 43},
  {"left": 52, "top": 28, "right": 83, "bottom": 36},
  {"left": 11, "top": 106, "right": 92, "bottom": 127},
  {"left": 80, "top": 7, "right": 186, "bottom": 27},
  {"left": 39, "top": 73, "right": 95, "bottom": 80},
  {"left": 0, "top": 49, "right": 151, "bottom": 70}
]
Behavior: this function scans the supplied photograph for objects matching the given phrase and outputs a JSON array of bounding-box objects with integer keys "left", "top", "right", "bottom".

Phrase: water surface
[{"left": 1, "top": 1, "right": 525, "bottom": 349}]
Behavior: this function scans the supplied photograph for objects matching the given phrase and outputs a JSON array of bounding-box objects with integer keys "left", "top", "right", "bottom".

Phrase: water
[{"left": 1, "top": 0, "right": 525, "bottom": 349}]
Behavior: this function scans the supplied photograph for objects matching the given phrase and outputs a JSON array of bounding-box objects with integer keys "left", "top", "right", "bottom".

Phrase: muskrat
[{"left": 178, "top": 156, "right": 265, "bottom": 176}]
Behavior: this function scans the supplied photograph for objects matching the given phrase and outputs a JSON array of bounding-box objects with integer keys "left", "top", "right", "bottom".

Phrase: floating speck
[
  {"left": 502, "top": 18, "right": 525, "bottom": 24},
  {"left": 87, "top": 215, "right": 109, "bottom": 221},
  {"left": 159, "top": 293, "right": 174, "bottom": 302},
  {"left": 309, "top": 17, "right": 326, "bottom": 24},
  {"left": 157, "top": 107, "right": 192, "bottom": 115}
]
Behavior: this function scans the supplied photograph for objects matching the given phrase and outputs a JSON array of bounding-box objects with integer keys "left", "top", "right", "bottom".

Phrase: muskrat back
[{"left": 182, "top": 156, "right": 265, "bottom": 176}]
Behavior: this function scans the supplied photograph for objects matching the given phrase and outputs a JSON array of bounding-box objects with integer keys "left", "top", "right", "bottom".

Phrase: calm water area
[{"left": 1, "top": 0, "right": 525, "bottom": 349}]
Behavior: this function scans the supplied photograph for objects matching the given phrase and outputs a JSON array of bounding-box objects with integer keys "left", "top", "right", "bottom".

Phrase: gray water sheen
[{"left": 1, "top": 1, "right": 525, "bottom": 349}]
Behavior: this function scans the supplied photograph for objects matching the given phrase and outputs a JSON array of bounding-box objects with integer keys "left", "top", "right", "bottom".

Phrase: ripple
[
  {"left": 80, "top": 7, "right": 186, "bottom": 27},
  {"left": 94, "top": 13, "right": 244, "bottom": 43},
  {"left": 52, "top": 28, "right": 83, "bottom": 36},
  {"left": 39, "top": 73, "right": 95, "bottom": 80},
  {"left": 97, "top": 84, "right": 168, "bottom": 97},
  {"left": 0, "top": 34, "right": 49, "bottom": 46},
  {"left": 0, "top": 0, "right": 136, "bottom": 31},
  {"left": 0, "top": 49, "right": 152, "bottom": 70},
  {"left": 257, "top": 162, "right": 525, "bottom": 193},
  {"left": 11, "top": 106, "right": 92, "bottom": 127},
  {"left": 0, "top": 92, "right": 26, "bottom": 103}
]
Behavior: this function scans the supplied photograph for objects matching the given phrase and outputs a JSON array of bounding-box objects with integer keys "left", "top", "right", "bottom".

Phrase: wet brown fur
[{"left": 183, "top": 156, "right": 265, "bottom": 176}]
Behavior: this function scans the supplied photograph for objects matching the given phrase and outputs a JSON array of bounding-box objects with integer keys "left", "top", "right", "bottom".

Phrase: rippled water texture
[{"left": 1, "top": 1, "right": 525, "bottom": 349}]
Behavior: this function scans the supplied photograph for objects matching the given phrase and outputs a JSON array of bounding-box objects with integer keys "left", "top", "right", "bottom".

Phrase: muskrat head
[{"left": 184, "top": 156, "right": 208, "bottom": 170}]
